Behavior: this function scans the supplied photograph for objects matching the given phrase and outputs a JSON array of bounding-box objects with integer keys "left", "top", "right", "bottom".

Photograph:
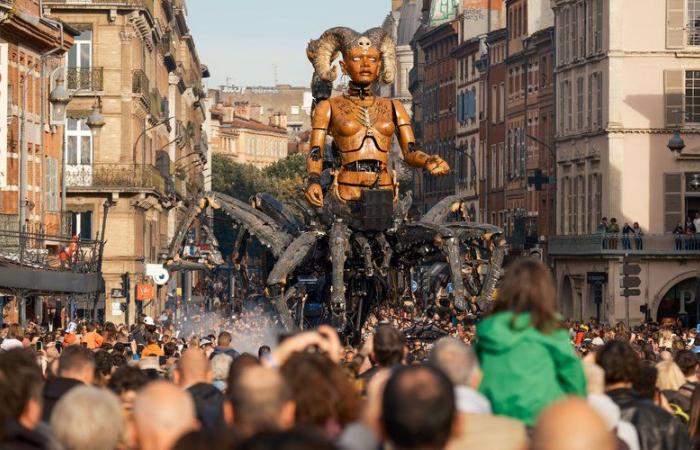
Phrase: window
[
  {"left": 498, "top": 83, "right": 505, "bottom": 122},
  {"left": 562, "top": 7, "right": 570, "bottom": 63},
  {"left": 578, "top": 2, "right": 586, "bottom": 56},
  {"left": 559, "top": 81, "right": 566, "bottom": 132},
  {"left": 65, "top": 118, "right": 92, "bottom": 166},
  {"left": 571, "top": 5, "right": 579, "bottom": 60},
  {"left": 686, "top": 70, "right": 700, "bottom": 123},
  {"left": 689, "top": 0, "right": 700, "bottom": 45},
  {"left": 594, "top": 0, "right": 603, "bottom": 52},
  {"left": 490, "top": 144, "right": 497, "bottom": 188},
  {"left": 44, "top": 157, "right": 58, "bottom": 212},
  {"left": 71, "top": 211, "right": 93, "bottom": 239},
  {"left": 588, "top": 73, "right": 594, "bottom": 128},
  {"left": 491, "top": 85, "right": 498, "bottom": 124},
  {"left": 498, "top": 142, "right": 505, "bottom": 186},
  {"left": 576, "top": 77, "right": 584, "bottom": 130},
  {"left": 66, "top": 30, "right": 92, "bottom": 89},
  {"left": 560, "top": 176, "right": 568, "bottom": 234},
  {"left": 595, "top": 72, "right": 603, "bottom": 127},
  {"left": 566, "top": 81, "right": 573, "bottom": 131},
  {"left": 290, "top": 105, "right": 300, "bottom": 115}
]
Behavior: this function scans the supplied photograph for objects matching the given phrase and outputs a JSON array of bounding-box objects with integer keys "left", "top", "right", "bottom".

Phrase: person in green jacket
[{"left": 474, "top": 259, "right": 587, "bottom": 426}]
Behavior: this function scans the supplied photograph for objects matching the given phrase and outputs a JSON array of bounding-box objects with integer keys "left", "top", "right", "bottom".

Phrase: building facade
[
  {"left": 208, "top": 102, "right": 288, "bottom": 169},
  {"left": 480, "top": 29, "right": 507, "bottom": 229},
  {"left": 45, "top": 0, "right": 210, "bottom": 324},
  {"left": 0, "top": 0, "right": 74, "bottom": 235},
  {"left": 415, "top": 21, "right": 459, "bottom": 210},
  {"left": 550, "top": 0, "right": 700, "bottom": 325}
]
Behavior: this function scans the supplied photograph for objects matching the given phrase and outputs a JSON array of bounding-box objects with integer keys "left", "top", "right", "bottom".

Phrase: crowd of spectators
[{"left": 1, "top": 259, "right": 700, "bottom": 449}]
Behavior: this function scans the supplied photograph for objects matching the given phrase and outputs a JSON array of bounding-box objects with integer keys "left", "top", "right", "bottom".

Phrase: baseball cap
[
  {"left": 66, "top": 322, "right": 77, "bottom": 333},
  {"left": 591, "top": 337, "right": 605, "bottom": 346},
  {"left": 144, "top": 316, "right": 155, "bottom": 326}
]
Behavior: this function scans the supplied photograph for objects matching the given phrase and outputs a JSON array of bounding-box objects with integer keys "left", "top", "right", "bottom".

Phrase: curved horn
[{"left": 307, "top": 27, "right": 358, "bottom": 83}]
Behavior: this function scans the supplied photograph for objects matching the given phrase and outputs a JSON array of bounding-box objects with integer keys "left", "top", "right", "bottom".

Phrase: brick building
[
  {"left": 0, "top": 0, "right": 75, "bottom": 235},
  {"left": 44, "top": 0, "right": 210, "bottom": 324},
  {"left": 415, "top": 21, "right": 459, "bottom": 210}
]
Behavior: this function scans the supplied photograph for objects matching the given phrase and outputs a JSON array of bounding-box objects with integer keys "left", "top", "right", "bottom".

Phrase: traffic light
[{"left": 621, "top": 261, "right": 641, "bottom": 297}]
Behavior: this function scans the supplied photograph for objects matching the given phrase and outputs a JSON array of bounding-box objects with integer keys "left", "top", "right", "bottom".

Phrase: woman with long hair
[
  {"left": 689, "top": 387, "right": 700, "bottom": 448},
  {"left": 474, "top": 259, "right": 587, "bottom": 426}
]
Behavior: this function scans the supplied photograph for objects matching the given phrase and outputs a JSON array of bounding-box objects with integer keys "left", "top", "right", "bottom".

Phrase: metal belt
[{"left": 343, "top": 160, "right": 383, "bottom": 172}]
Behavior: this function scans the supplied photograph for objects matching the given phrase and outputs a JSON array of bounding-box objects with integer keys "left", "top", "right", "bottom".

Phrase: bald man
[
  {"left": 133, "top": 381, "right": 198, "bottom": 450},
  {"left": 533, "top": 398, "right": 616, "bottom": 450},
  {"left": 174, "top": 348, "right": 225, "bottom": 429},
  {"left": 224, "top": 365, "right": 295, "bottom": 438}
]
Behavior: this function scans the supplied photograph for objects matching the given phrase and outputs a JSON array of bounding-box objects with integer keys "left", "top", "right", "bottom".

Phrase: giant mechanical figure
[{"left": 172, "top": 27, "right": 506, "bottom": 339}]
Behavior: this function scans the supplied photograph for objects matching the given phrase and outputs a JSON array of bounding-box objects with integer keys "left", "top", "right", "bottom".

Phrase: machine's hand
[
  {"left": 305, "top": 183, "right": 324, "bottom": 207},
  {"left": 426, "top": 155, "right": 450, "bottom": 176}
]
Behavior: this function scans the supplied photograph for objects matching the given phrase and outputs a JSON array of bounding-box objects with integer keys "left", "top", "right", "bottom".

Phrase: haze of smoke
[{"left": 174, "top": 304, "right": 283, "bottom": 354}]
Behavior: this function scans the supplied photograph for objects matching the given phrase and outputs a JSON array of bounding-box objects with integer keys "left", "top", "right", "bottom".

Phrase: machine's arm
[
  {"left": 305, "top": 100, "right": 331, "bottom": 207},
  {"left": 392, "top": 99, "right": 449, "bottom": 175}
]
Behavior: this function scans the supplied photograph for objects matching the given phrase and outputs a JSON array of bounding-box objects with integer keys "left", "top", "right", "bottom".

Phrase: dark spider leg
[
  {"left": 353, "top": 233, "right": 374, "bottom": 278},
  {"left": 329, "top": 220, "right": 351, "bottom": 332},
  {"left": 267, "top": 231, "right": 325, "bottom": 331}
]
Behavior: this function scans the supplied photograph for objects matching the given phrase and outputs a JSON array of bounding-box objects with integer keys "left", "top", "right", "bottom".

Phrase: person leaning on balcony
[
  {"left": 633, "top": 222, "right": 644, "bottom": 250},
  {"left": 622, "top": 222, "right": 634, "bottom": 250},
  {"left": 674, "top": 222, "right": 685, "bottom": 251},
  {"left": 598, "top": 217, "right": 609, "bottom": 249},
  {"left": 607, "top": 218, "right": 620, "bottom": 250}
]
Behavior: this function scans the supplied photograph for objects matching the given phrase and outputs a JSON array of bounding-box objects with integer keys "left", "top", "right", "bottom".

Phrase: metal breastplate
[{"left": 329, "top": 96, "right": 395, "bottom": 166}]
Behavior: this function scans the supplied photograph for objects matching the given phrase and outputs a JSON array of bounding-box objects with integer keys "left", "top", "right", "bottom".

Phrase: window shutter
[
  {"left": 664, "top": 70, "right": 684, "bottom": 126},
  {"left": 457, "top": 93, "right": 463, "bottom": 121},
  {"left": 667, "top": 0, "right": 685, "bottom": 49},
  {"left": 664, "top": 173, "right": 682, "bottom": 232}
]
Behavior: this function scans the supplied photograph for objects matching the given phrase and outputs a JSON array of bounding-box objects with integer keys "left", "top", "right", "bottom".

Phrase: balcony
[
  {"left": 548, "top": 234, "right": 700, "bottom": 257},
  {"left": 132, "top": 69, "right": 150, "bottom": 103},
  {"left": 66, "top": 67, "right": 103, "bottom": 91},
  {"left": 161, "top": 32, "right": 177, "bottom": 72},
  {"left": 66, "top": 163, "right": 166, "bottom": 194},
  {"left": 45, "top": 0, "right": 154, "bottom": 17}
]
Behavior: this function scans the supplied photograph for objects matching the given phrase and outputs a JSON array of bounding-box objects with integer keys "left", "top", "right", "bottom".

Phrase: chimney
[
  {"left": 277, "top": 112, "right": 287, "bottom": 130},
  {"left": 222, "top": 106, "right": 235, "bottom": 122},
  {"left": 233, "top": 101, "right": 250, "bottom": 120},
  {"left": 269, "top": 112, "right": 287, "bottom": 129}
]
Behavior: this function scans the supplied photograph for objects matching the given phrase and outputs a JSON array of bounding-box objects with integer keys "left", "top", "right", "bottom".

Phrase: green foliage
[
  {"left": 211, "top": 153, "right": 306, "bottom": 207},
  {"left": 212, "top": 153, "right": 307, "bottom": 259}
]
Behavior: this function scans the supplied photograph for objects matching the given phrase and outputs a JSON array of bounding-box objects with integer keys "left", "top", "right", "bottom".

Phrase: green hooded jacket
[{"left": 474, "top": 311, "right": 587, "bottom": 425}]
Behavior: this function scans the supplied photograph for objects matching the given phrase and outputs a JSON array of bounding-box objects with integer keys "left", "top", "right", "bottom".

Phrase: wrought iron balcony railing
[
  {"left": 132, "top": 69, "right": 150, "bottom": 99},
  {"left": 161, "top": 32, "right": 177, "bottom": 72},
  {"left": 66, "top": 163, "right": 166, "bottom": 194},
  {"left": 548, "top": 233, "right": 700, "bottom": 257},
  {"left": 0, "top": 229, "right": 103, "bottom": 274},
  {"left": 66, "top": 67, "right": 103, "bottom": 91}
]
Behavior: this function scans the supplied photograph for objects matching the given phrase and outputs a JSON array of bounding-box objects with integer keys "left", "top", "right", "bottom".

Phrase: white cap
[
  {"left": 143, "top": 316, "right": 155, "bottom": 326},
  {"left": 592, "top": 337, "right": 605, "bottom": 346}
]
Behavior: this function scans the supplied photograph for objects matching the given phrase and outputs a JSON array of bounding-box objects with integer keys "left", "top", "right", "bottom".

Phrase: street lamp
[
  {"left": 86, "top": 98, "right": 105, "bottom": 138},
  {"left": 49, "top": 77, "right": 71, "bottom": 124},
  {"left": 667, "top": 130, "right": 686, "bottom": 154}
]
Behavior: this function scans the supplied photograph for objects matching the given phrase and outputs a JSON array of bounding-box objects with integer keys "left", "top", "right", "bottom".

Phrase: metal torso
[{"left": 328, "top": 95, "right": 396, "bottom": 201}]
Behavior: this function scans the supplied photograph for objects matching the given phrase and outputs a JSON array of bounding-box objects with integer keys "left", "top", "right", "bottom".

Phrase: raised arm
[
  {"left": 392, "top": 99, "right": 449, "bottom": 175},
  {"left": 305, "top": 100, "right": 331, "bottom": 207}
]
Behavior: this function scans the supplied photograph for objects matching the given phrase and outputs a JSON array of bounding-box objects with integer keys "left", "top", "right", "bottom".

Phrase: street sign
[
  {"left": 587, "top": 272, "right": 608, "bottom": 284},
  {"left": 621, "top": 276, "right": 642, "bottom": 288},
  {"left": 622, "top": 264, "right": 641, "bottom": 276},
  {"left": 622, "top": 289, "right": 641, "bottom": 297}
]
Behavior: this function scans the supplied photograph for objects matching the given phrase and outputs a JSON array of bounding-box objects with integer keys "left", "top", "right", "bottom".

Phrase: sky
[{"left": 187, "top": 0, "right": 390, "bottom": 89}]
